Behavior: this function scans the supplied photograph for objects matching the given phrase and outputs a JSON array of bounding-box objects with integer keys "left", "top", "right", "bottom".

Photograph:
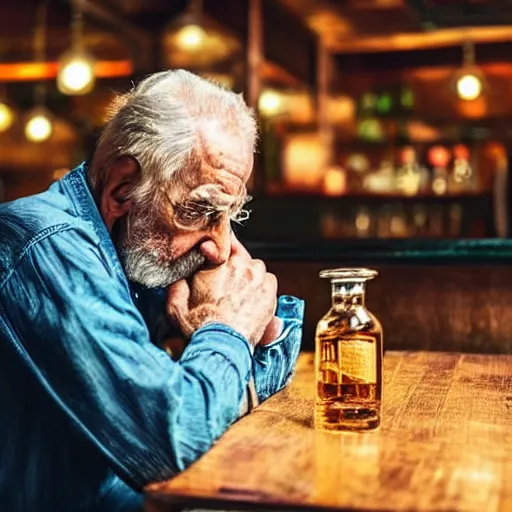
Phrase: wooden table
[{"left": 145, "top": 351, "right": 512, "bottom": 512}]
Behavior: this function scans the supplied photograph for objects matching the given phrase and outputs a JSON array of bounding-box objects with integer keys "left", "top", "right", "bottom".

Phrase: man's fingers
[{"left": 167, "top": 279, "right": 190, "bottom": 319}]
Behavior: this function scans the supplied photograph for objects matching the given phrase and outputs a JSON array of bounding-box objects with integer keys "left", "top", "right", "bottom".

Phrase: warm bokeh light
[
  {"left": 327, "top": 95, "right": 355, "bottom": 124},
  {"left": 355, "top": 209, "right": 371, "bottom": 235},
  {"left": 346, "top": 154, "right": 370, "bottom": 173},
  {"left": 453, "top": 144, "right": 470, "bottom": 160},
  {"left": 432, "top": 177, "right": 447, "bottom": 195},
  {"left": 57, "top": 52, "right": 95, "bottom": 95},
  {"left": 283, "top": 133, "right": 328, "bottom": 190},
  {"left": 323, "top": 166, "right": 347, "bottom": 196},
  {"left": 25, "top": 110, "right": 52, "bottom": 142},
  {"left": 428, "top": 145, "right": 451, "bottom": 168},
  {"left": 259, "top": 89, "right": 285, "bottom": 117},
  {"left": 456, "top": 73, "right": 482, "bottom": 101},
  {"left": 176, "top": 24, "right": 207, "bottom": 50},
  {"left": 396, "top": 171, "right": 420, "bottom": 197},
  {"left": 0, "top": 103, "right": 14, "bottom": 132}
]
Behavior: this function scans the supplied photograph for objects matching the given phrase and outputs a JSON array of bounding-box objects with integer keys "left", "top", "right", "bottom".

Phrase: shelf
[
  {"left": 333, "top": 138, "right": 481, "bottom": 150},
  {"left": 258, "top": 190, "right": 492, "bottom": 201},
  {"left": 242, "top": 238, "right": 512, "bottom": 264}
]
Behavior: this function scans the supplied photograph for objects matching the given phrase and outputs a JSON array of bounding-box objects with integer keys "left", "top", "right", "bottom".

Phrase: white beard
[
  {"left": 121, "top": 246, "right": 205, "bottom": 288},
  {"left": 121, "top": 248, "right": 205, "bottom": 288}
]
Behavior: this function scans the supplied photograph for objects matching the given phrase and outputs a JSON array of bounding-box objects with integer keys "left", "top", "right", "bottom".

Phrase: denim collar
[{"left": 61, "top": 162, "right": 128, "bottom": 288}]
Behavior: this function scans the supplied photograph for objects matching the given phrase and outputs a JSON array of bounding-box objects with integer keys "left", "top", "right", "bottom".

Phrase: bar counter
[
  {"left": 240, "top": 238, "right": 512, "bottom": 354},
  {"left": 145, "top": 351, "right": 512, "bottom": 512},
  {"left": 244, "top": 238, "right": 512, "bottom": 264}
]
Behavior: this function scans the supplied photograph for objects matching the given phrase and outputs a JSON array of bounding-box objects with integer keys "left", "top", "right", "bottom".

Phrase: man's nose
[{"left": 199, "top": 220, "right": 232, "bottom": 267}]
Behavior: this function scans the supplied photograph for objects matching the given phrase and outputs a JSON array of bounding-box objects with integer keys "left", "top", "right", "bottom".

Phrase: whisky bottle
[{"left": 315, "top": 268, "right": 383, "bottom": 431}]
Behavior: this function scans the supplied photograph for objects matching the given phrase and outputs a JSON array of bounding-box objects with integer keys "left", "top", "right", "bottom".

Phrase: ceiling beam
[
  {"left": 205, "top": 0, "right": 318, "bottom": 88},
  {"left": 0, "top": 60, "right": 133, "bottom": 82},
  {"left": 331, "top": 25, "right": 512, "bottom": 53}
]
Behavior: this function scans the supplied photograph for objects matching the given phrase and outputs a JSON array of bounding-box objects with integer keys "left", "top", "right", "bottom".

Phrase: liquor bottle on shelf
[
  {"left": 428, "top": 145, "right": 451, "bottom": 196},
  {"left": 357, "top": 92, "right": 378, "bottom": 118},
  {"left": 375, "top": 91, "right": 393, "bottom": 117},
  {"left": 399, "top": 84, "right": 414, "bottom": 114},
  {"left": 395, "top": 145, "right": 421, "bottom": 197},
  {"left": 451, "top": 144, "right": 473, "bottom": 193}
]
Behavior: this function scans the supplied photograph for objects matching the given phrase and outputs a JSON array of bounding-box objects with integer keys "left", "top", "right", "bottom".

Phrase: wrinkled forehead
[
  {"left": 199, "top": 119, "right": 253, "bottom": 178},
  {"left": 191, "top": 122, "right": 253, "bottom": 201}
]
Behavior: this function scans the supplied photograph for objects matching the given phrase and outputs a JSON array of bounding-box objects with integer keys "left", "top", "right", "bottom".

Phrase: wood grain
[{"left": 145, "top": 352, "right": 512, "bottom": 512}]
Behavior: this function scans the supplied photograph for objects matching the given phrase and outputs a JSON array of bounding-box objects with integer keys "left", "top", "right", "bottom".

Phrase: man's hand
[
  {"left": 220, "top": 237, "right": 283, "bottom": 346},
  {"left": 167, "top": 237, "right": 277, "bottom": 346}
]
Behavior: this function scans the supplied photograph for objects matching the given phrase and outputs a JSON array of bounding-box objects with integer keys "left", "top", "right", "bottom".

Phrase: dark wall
[{"left": 268, "top": 262, "right": 512, "bottom": 354}]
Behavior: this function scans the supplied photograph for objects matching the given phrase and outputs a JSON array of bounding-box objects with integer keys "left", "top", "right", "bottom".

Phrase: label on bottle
[{"left": 338, "top": 337, "right": 377, "bottom": 383}]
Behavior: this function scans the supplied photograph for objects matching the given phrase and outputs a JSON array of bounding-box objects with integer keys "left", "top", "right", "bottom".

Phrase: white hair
[{"left": 89, "top": 69, "right": 257, "bottom": 211}]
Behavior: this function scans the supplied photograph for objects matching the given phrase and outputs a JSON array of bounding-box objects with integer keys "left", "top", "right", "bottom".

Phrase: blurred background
[{"left": 1, "top": 0, "right": 512, "bottom": 241}]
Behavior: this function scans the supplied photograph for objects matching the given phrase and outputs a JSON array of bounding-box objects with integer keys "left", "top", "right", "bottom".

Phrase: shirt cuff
[
  {"left": 184, "top": 322, "right": 254, "bottom": 370},
  {"left": 257, "top": 295, "right": 305, "bottom": 350}
]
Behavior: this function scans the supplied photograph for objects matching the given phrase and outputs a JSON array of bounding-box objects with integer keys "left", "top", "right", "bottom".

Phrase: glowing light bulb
[
  {"left": 176, "top": 24, "right": 207, "bottom": 50},
  {"left": 258, "top": 90, "right": 284, "bottom": 117},
  {"left": 456, "top": 74, "right": 482, "bottom": 101},
  {"left": 25, "top": 110, "right": 52, "bottom": 142},
  {"left": 0, "top": 103, "right": 14, "bottom": 132},
  {"left": 57, "top": 52, "right": 95, "bottom": 95}
]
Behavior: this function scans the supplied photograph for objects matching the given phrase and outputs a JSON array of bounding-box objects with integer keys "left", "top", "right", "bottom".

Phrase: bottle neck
[{"left": 331, "top": 280, "right": 366, "bottom": 308}]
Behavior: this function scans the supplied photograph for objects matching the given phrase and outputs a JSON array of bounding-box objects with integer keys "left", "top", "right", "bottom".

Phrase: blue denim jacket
[{"left": 0, "top": 164, "right": 304, "bottom": 512}]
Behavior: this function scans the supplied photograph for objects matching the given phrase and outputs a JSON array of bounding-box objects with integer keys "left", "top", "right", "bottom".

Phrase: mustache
[{"left": 121, "top": 246, "right": 206, "bottom": 288}]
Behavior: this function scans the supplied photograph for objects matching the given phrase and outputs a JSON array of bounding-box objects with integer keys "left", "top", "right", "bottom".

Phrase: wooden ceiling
[
  {"left": 1, "top": 0, "right": 512, "bottom": 70},
  {"left": 1, "top": 0, "right": 512, "bottom": 95},
  {"left": 276, "top": 0, "right": 512, "bottom": 52}
]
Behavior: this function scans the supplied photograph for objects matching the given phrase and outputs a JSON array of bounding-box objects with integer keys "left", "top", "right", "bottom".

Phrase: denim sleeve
[
  {"left": 130, "top": 285, "right": 176, "bottom": 348},
  {"left": 252, "top": 295, "right": 305, "bottom": 402},
  {"left": 0, "top": 228, "right": 253, "bottom": 489}
]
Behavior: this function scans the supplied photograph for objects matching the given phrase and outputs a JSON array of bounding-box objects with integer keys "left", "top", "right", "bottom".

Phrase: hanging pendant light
[
  {"left": 162, "top": 0, "right": 239, "bottom": 69},
  {"left": 175, "top": 19, "right": 207, "bottom": 52},
  {"left": 0, "top": 86, "right": 15, "bottom": 133},
  {"left": 453, "top": 41, "right": 486, "bottom": 101},
  {"left": 25, "top": 109, "right": 53, "bottom": 142},
  {"left": 57, "top": 0, "right": 95, "bottom": 95},
  {"left": 0, "top": 103, "right": 14, "bottom": 133},
  {"left": 25, "top": 1, "right": 53, "bottom": 143},
  {"left": 25, "top": 84, "right": 53, "bottom": 143}
]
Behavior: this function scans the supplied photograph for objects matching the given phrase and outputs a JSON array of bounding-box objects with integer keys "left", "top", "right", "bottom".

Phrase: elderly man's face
[{"left": 118, "top": 134, "right": 253, "bottom": 289}]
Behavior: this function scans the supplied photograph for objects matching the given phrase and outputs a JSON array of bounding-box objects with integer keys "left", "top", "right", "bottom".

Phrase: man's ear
[{"left": 100, "top": 156, "right": 141, "bottom": 232}]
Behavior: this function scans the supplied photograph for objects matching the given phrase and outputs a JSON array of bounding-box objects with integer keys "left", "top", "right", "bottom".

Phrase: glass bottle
[{"left": 315, "top": 268, "right": 383, "bottom": 432}]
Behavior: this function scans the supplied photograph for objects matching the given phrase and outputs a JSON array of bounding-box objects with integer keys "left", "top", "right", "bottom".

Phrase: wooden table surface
[{"left": 145, "top": 351, "right": 512, "bottom": 512}]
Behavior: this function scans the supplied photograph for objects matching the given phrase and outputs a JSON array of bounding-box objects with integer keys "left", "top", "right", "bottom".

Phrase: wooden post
[
  {"left": 247, "top": 0, "right": 262, "bottom": 110},
  {"left": 317, "top": 38, "right": 333, "bottom": 168},
  {"left": 247, "top": 0, "right": 263, "bottom": 192}
]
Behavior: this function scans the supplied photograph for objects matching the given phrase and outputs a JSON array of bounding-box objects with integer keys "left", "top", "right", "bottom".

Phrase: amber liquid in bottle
[{"left": 315, "top": 269, "right": 383, "bottom": 432}]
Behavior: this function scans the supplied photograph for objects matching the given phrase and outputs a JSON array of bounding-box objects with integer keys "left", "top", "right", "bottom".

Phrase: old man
[{"left": 0, "top": 70, "right": 303, "bottom": 511}]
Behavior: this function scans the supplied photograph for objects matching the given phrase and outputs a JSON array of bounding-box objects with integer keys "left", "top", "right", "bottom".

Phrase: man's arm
[
  {"left": 0, "top": 228, "right": 252, "bottom": 489},
  {"left": 252, "top": 295, "right": 304, "bottom": 402}
]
